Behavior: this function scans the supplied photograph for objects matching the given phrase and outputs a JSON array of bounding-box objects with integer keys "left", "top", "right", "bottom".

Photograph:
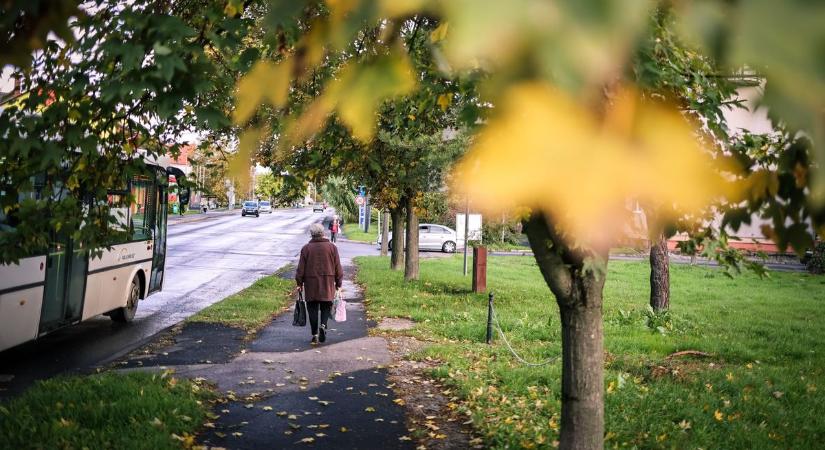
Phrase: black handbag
[{"left": 292, "top": 290, "right": 308, "bottom": 327}]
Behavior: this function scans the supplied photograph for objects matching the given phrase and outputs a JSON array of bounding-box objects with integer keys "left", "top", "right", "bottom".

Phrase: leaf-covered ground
[
  {"left": 0, "top": 372, "right": 212, "bottom": 449},
  {"left": 356, "top": 255, "right": 825, "bottom": 449}
]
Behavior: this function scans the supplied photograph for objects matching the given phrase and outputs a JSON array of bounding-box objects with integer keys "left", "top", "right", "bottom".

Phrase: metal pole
[
  {"left": 463, "top": 197, "right": 470, "bottom": 276},
  {"left": 486, "top": 293, "right": 494, "bottom": 344}
]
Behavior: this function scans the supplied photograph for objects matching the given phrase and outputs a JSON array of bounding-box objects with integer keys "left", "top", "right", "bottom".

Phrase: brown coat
[{"left": 296, "top": 237, "right": 343, "bottom": 301}]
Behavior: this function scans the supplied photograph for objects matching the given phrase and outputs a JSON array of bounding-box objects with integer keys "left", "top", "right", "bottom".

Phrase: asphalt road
[{"left": 0, "top": 207, "right": 327, "bottom": 397}]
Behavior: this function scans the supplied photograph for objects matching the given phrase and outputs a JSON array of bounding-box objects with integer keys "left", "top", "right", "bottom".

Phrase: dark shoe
[
  {"left": 319, "top": 324, "right": 327, "bottom": 343},
  {"left": 311, "top": 335, "right": 318, "bottom": 345}
]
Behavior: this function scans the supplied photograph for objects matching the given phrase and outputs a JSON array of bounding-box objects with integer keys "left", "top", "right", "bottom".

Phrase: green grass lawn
[
  {"left": 187, "top": 269, "right": 296, "bottom": 331},
  {"left": 355, "top": 255, "right": 825, "bottom": 449},
  {"left": 0, "top": 372, "right": 212, "bottom": 449},
  {"left": 342, "top": 222, "right": 379, "bottom": 244}
]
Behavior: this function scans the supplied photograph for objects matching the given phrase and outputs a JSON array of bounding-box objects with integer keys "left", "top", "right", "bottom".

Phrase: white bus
[{"left": 0, "top": 163, "right": 183, "bottom": 352}]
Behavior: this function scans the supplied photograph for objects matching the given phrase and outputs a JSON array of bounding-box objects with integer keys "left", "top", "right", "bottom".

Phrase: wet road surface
[{"left": 0, "top": 207, "right": 328, "bottom": 397}]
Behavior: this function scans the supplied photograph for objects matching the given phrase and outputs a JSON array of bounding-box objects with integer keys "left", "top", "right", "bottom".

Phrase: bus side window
[
  {"left": 130, "top": 176, "right": 153, "bottom": 241},
  {"left": 107, "top": 192, "right": 130, "bottom": 232}
]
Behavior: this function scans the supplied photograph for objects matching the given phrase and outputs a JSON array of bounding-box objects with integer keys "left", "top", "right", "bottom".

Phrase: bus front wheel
[{"left": 112, "top": 277, "right": 140, "bottom": 323}]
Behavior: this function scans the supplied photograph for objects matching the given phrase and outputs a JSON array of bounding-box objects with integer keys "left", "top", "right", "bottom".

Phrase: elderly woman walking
[{"left": 296, "top": 223, "right": 343, "bottom": 344}]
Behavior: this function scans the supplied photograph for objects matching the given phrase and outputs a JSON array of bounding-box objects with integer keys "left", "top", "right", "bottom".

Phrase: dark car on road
[{"left": 241, "top": 201, "right": 259, "bottom": 217}]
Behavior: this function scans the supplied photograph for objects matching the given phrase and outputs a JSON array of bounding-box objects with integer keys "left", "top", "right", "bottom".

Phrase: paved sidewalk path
[{"left": 146, "top": 242, "right": 411, "bottom": 449}]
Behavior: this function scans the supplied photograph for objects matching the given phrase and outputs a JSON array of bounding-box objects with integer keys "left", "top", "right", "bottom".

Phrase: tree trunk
[
  {"left": 404, "top": 195, "right": 419, "bottom": 281},
  {"left": 390, "top": 206, "right": 404, "bottom": 270},
  {"left": 649, "top": 232, "right": 670, "bottom": 311},
  {"left": 525, "top": 213, "right": 606, "bottom": 450},
  {"left": 380, "top": 210, "right": 390, "bottom": 257}
]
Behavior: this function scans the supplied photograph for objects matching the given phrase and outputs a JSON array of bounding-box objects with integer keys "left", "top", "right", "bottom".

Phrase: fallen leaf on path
[
  {"left": 339, "top": 427, "right": 349, "bottom": 432},
  {"left": 308, "top": 396, "right": 319, "bottom": 401},
  {"left": 262, "top": 406, "right": 273, "bottom": 411},
  {"left": 394, "top": 399, "right": 406, "bottom": 406},
  {"left": 299, "top": 437, "right": 315, "bottom": 443},
  {"left": 365, "top": 407, "right": 376, "bottom": 412},
  {"left": 288, "top": 415, "right": 298, "bottom": 420}
]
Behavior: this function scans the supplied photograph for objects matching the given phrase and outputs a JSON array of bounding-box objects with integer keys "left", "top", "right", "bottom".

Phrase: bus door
[
  {"left": 148, "top": 168, "right": 168, "bottom": 293},
  {"left": 40, "top": 238, "right": 87, "bottom": 334}
]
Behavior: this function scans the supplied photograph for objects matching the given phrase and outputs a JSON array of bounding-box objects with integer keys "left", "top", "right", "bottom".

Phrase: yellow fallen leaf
[
  {"left": 299, "top": 437, "right": 315, "bottom": 443},
  {"left": 365, "top": 407, "right": 376, "bottom": 412},
  {"left": 262, "top": 406, "right": 273, "bottom": 411},
  {"left": 393, "top": 398, "right": 406, "bottom": 406},
  {"left": 713, "top": 410, "right": 724, "bottom": 421},
  {"left": 340, "top": 427, "right": 349, "bottom": 432}
]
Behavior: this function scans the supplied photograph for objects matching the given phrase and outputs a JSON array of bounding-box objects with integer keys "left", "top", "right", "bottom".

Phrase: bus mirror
[{"left": 179, "top": 187, "right": 191, "bottom": 206}]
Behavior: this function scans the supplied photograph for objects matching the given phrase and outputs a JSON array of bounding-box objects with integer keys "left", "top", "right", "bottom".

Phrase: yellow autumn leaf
[
  {"left": 430, "top": 22, "right": 449, "bottom": 43},
  {"left": 224, "top": 0, "right": 244, "bottom": 16},
  {"left": 437, "top": 93, "right": 452, "bottom": 111},
  {"left": 228, "top": 127, "right": 266, "bottom": 192},
  {"left": 453, "top": 83, "right": 739, "bottom": 246},
  {"left": 379, "top": 0, "right": 429, "bottom": 18},
  {"left": 713, "top": 410, "right": 724, "bottom": 421},
  {"left": 325, "top": 52, "right": 416, "bottom": 141},
  {"left": 233, "top": 59, "right": 293, "bottom": 125}
]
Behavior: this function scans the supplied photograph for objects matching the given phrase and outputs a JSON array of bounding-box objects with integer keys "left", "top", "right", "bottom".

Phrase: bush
[
  {"left": 807, "top": 241, "right": 825, "bottom": 274},
  {"left": 482, "top": 219, "right": 523, "bottom": 246}
]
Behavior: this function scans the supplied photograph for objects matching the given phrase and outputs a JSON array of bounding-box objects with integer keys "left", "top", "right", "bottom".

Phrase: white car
[
  {"left": 379, "top": 223, "right": 459, "bottom": 253},
  {"left": 259, "top": 201, "right": 273, "bottom": 213}
]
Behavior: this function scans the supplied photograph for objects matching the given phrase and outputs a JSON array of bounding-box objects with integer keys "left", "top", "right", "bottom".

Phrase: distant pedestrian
[
  {"left": 296, "top": 223, "right": 343, "bottom": 344},
  {"left": 329, "top": 215, "right": 341, "bottom": 243}
]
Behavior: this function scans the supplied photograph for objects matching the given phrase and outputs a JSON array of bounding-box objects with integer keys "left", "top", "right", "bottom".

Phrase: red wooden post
[{"left": 472, "top": 246, "right": 487, "bottom": 293}]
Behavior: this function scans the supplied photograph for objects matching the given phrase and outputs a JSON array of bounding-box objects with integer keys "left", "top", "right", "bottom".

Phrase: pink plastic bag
[{"left": 334, "top": 293, "right": 347, "bottom": 322}]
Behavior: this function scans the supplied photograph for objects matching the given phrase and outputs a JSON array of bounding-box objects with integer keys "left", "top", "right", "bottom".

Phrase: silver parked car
[
  {"left": 259, "top": 200, "right": 273, "bottom": 213},
  {"left": 379, "top": 223, "right": 459, "bottom": 253}
]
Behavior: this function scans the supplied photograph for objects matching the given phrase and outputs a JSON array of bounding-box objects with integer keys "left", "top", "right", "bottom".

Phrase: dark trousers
[
  {"left": 330, "top": 232, "right": 337, "bottom": 242},
  {"left": 307, "top": 301, "right": 332, "bottom": 335}
]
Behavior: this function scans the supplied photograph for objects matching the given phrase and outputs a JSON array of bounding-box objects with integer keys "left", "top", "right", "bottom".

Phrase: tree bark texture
[
  {"left": 524, "top": 213, "right": 606, "bottom": 450},
  {"left": 649, "top": 232, "right": 670, "bottom": 311},
  {"left": 404, "top": 195, "right": 419, "bottom": 281},
  {"left": 390, "top": 206, "right": 404, "bottom": 270},
  {"left": 380, "top": 210, "right": 390, "bottom": 256}
]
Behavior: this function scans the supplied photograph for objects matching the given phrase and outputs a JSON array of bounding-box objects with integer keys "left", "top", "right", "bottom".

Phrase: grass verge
[
  {"left": 343, "top": 222, "right": 379, "bottom": 244},
  {"left": 355, "top": 255, "right": 825, "bottom": 449},
  {"left": 187, "top": 267, "right": 296, "bottom": 331},
  {"left": 0, "top": 372, "right": 211, "bottom": 449}
]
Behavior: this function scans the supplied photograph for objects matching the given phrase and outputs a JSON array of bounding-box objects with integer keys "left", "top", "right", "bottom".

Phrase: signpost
[{"left": 356, "top": 195, "right": 365, "bottom": 229}]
